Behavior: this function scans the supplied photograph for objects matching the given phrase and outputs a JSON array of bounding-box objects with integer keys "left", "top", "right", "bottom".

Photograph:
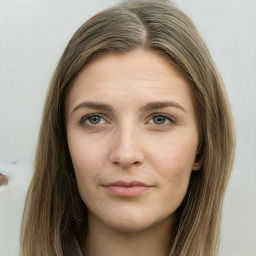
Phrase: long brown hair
[{"left": 20, "top": 1, "right": 235, "bottom": 255}]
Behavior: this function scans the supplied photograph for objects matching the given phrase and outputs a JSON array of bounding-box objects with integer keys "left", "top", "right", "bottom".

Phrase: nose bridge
[{"left": 109, "top": 120, "right": 144, "bottom": 167}]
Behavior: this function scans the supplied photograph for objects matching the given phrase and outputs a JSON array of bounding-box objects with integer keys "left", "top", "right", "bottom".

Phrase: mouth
[{"left": 102, "top": 180, "right": 153, "bottom": 197}]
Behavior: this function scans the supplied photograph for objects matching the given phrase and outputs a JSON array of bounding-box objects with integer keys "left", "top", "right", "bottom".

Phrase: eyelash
[
  {"left": 80, "top": 113, "right": 176, "bottom": 127},
  {"left": 80, "top": 113, "right": 107, "bottom": 125},
  {"left": 148, "top": 113, "right": 176, "bottom": 125}
]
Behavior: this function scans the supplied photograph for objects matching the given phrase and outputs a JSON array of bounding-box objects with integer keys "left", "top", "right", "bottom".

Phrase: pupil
[
  {"left": 89, "top": 116, "right": 100, "bottom": 124},
  {"left": 154, "top": 116, "right": 165, "bottom": 124}
]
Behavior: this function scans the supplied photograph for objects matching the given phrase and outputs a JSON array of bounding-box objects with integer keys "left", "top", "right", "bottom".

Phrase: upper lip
[{"left": 103, "top": 180, "right": 152, "bottom": 187}]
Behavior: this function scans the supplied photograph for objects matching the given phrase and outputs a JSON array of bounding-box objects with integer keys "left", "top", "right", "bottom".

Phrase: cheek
[
  {"left": 153, "top": 140, "right": 197, "bottom": 210},
  {"left": 67, "top": 139, "right": 101, "bottom": 209},
  {"left": 149, "top": 133, "right": 198, "bottom": 184},
  {"left": 68, "top": 134, "right": 106, "bottom": 173},
  {"left": 67, "top": 135, "right": 107, "bottom": 200}
]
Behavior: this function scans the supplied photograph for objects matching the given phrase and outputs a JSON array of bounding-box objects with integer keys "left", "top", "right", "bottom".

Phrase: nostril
[
  {"left": 112, "top": 160, "right": 142, "bottom": 168},
  {"left": 0, "top": 173, "right": 9, "bottom": 186}
]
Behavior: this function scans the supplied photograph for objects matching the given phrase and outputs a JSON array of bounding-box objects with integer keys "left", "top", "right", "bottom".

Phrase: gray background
[{"left": 0, "top": 0, "right": 255, "bottom": 255}]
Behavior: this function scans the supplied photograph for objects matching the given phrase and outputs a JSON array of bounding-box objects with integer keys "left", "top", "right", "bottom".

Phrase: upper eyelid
[
  {"left": 80, "top": 113, "right": 108, "bottom": 124},
  {"left": 148, "top": 113, "right": 176, "bottom": 122}
]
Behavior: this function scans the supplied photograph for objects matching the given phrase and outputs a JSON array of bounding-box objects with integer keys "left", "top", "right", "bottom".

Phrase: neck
[{"left": 81, "top": 213, "right": 177, "bottom": 256}]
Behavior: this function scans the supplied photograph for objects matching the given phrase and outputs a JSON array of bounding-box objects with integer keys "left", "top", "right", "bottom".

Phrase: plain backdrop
[{"left": 0, "top": 0, "right": 255, "bottom": 255}]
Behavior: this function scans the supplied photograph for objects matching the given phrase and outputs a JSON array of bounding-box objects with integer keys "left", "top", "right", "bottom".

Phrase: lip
[{"left": 102, "top": 180, "right": 153, "bottom": 197}]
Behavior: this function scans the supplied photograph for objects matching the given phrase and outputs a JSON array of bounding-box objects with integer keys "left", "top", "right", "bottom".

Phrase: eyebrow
[
  {"left": 139, "top": 101, "right": 187, "bottom": 113},
  {"left": 70, "top": 100, "right": 186, "bottom": 115},
  {"left": 71, "top": 102, "right": 114, "bottom": 114}
]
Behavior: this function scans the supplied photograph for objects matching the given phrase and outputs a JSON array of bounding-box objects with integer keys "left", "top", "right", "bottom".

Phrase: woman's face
[{"left": 66, "top": 49, "right": 200, "bottom": 233}]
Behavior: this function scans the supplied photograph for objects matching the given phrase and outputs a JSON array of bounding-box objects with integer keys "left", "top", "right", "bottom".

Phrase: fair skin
[{"left": 66, "top": 49, "right": 200, "bottom": 256}]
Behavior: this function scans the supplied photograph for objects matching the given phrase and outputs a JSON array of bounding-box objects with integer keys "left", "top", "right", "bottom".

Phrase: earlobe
[
  {"left": 192, "top": 160, "right": 202, "bottom": 171},
  {"left": 193, "top": 146, "right": 203, "bottom": 171}
]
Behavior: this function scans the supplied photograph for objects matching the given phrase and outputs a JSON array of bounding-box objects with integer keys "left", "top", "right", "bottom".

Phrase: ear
[
  {"left": 192, "top": 159, "right": 202, "bottom": 171},
  {"left": 193, "top": 144, "right": 203, "bottom": 171}
]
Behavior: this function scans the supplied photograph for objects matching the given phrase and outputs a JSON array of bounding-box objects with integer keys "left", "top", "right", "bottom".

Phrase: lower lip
[{"left": 103, "top": 185, "right": 151, "bottom": 197}]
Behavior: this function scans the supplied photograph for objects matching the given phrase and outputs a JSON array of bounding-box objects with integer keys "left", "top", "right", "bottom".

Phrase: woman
[{"left": 20, "top": 0, "right": 235, "bottom": 255}]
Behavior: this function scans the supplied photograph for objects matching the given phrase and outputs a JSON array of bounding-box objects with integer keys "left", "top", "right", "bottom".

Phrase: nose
[{"left": 109, "top": 126, "right": 144, "bottom": 168}]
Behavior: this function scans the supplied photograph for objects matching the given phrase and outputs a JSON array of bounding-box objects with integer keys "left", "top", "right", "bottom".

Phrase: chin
[
  {"left": 102, "top": 211, "right": 173, "bottom": 234},
  {"left": 108, "top": 220, "right": 155, "bottom": 233}
]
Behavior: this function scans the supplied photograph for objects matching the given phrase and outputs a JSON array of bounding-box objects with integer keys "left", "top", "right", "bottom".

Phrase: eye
[
  {"left": 148, "top": 114, "right": 174, "bottom": 125},
  {"left": 81, "top": 114, "right": 106, "bottom": 125}
]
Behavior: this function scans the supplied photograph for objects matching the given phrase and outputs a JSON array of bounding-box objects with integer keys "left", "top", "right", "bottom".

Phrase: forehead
[
  {"left": 66, "top": 49, "right": 194, "bottom": 113},
  {"left": 76, "top": 50, "right": 188, "bottom": 85}
]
